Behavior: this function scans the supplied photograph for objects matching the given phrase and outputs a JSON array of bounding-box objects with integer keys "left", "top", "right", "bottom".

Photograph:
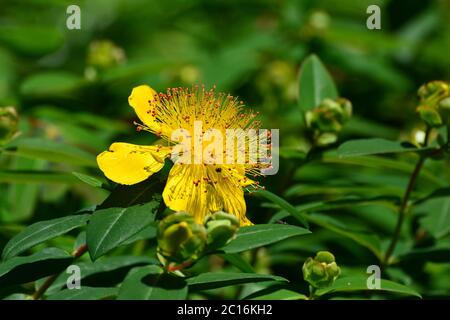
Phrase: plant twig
[
  {"left": 32, "top": 244, "right": 88, "bottom": 300},
  {"left": 167, "top": 260, "right": 192, "bottom": 272},
  {"left": 383, "top": 127, "right": 431, "bottom": 265}
]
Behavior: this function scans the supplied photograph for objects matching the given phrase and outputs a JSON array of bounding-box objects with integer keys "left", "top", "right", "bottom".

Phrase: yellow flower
[{"left": 97, "top": 85, "right": 268, "bottom": 225}]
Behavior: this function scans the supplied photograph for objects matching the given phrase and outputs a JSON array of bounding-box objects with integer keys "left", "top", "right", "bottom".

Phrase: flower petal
[
  {"left": 162, "top": 164, "right": 252, "bottom": 225},
  {"left": 128, "top": 85, "right": 170, "bottom": 136},
  {"left": 97, "top": 142, "right": 171, "bottom": 185}
]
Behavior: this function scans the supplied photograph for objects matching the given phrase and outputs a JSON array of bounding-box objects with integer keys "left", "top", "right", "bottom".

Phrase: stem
[
  {"left": 32, "top": 244, "right": 88, "bottom": 300},
  {"left": 308, "top": 285, "right": 317, "bottom": 300},
  {"left": 32, "top": 274, "right": 58, "bottom": 300},
  {"left": 383, "top": 127, "right": 431, "bottom": 265},
  {"left": 166, "top": 260, "right": 192, "bottom": 272},
  {"left": 72, "top": 244, "right": 88, "bottom": 258},
  {"left": 383, "top": 157, "right": 426, "bottom": 264}
]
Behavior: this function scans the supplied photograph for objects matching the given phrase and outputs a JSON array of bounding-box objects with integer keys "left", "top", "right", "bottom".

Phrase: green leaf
[
  {"left": 98, "top": 177, "right": 165, "bottom": 209},
  {"left": 20, "top": 72, "right": 83, "bottom": 96},
  {"left": 222, "top": 224, "right": 311, "bottom": 254},
  {"left": 0, "top": 48, "right": 14, "bottom": 103},
  {"left": 86, "top": 200, "right": 161, "bottom": 260},
  {"left": 0, "top": 170, "right": 79, "bottom": 184},
  {"left": 221, "top": 253, "right": 255, "bottom": 273},
  {"left": 307, "top": 213, "right": 383, "bottom": 260},
  {"left": 322, "top": 154, "right": 443, "bottom": 186},
  {"left": 2, "top": 214, "right": 90, "bottom": 260},
  {"left": 72, "top": 172, "right": 104, "bottom": 188},
  {"left": 187, "top": 272, "right": 288, "bottom": 291},
  {"left": 337, "top": 138, "right": 429, "bottom": 157},
  {"left": 120, "top": 224, "right": 157, "bottom": 246},
  {"left": 298, "top": 54, "right": 338, "bottom": 113},
  {"left": 278, "top": 147, "right": 308, "bottom": 160},
  {"left": 1, "top": 158, "right": 44, "bottom": 222},
  {"left": 41, "top": 256, "right": 155, "bottom": 294},
  {"left": 244, "top": 288, "right": 307, "bottom": 300},
  {"left": 316, "top": 276, "right": 422, "bottom": 299},
  {"left": 253, "top": 190, "right": 309, "bottom": 228},
  {"left": 3, "top": 138, "right": 96, "bottom": 167},
  {"left": 0, "top": 26, "right": 63, "bottom": 56},
  {"left": 32, "top": 106, "right": 128, "bottom": 135},
  {"left": 345, "top": 116, "right": 400, "bottom": 140},
  {"left": 118, "top": 265, "right": 187, "bottom": 300},
  {"left": 47, "top": 287, "right": 118, "bottom": 300},
  {"left": 416, "top": 197, "right": 450, "bottom": 238},
  {"left": 0, "top": 248, "right": 72, "bottom": 286},
  {"left": 415, "top": 187, "right": 450, "bottom": 205}
]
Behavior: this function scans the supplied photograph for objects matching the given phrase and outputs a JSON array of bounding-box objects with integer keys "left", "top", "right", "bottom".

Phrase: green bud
[
  {"left": 316, "top": 132, "right": 338, "bottom": 146},
  {"left": 418, "top": 81, "right": 449, "bottom": 103},
  {"left": 311, "top": 263, "right": 326, "bottom": 278},
  {"left": 302, "top": 251, "right": 341, "bottom": 288},
  {"left": 205, "top": 211, "right": 239, "bottom": 250},
  {"left": 0, "top": 106, "right": 19, "bottom": 145},
  {"left": 305, "top": 109, "right": 316, "bottom": 129},
  {"left": 336, "top": 98, "right": 352, "bottom": 122},
  {"left": 87, "top": 40, "right": 125, "bottom": 69},
  {"left": 439, "top": 97, "right": 450, "bottom": 110},
  {"left": 157, "top": 212, "right": 207, "bottom": 263},
  {"left": 315, "top": 251, "right": 336, "bottom": 264},
  {"left": 416, "top": 105, "right": 443, "bottom": 128},
  {"left": 327, "top": 262, "right": 340, "bottom": 278},
  {"left": 439, "top": 97, "right": 450, "bottom": 124},
  {"left": 416, "top": 81, "right": 450, "bottom": 126},
  {"left": 305, "top": 97, "right": 352, "bottom": 147}
]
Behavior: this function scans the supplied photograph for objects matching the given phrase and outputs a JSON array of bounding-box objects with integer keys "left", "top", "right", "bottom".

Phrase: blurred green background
[{"left": 1, "top": 0, "right": 450, "bottom": 298}]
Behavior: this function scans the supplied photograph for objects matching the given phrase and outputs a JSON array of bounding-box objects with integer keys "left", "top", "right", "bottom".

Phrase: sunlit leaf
[
  {"left": 0, "top": 248, "right": 72, "bottom": 286},
  {"left": 298, "top": 54, "right": 338, "bottom": 113},
  {"left": 2, "top": 214, "right": 89, "bottom": 260},
  {"left": 222, "top": 224, "right": 310, "bottom": 254},
  {"left": 86, "top": 200, "right": 161, "bottom": 260},
  {"left": 187, "top": 272, "right": 288, "bottom": 291},
  {"left": 316, "top": 276, "right": 422, "bottom": 299},
  {"left": 337, "top": 138, "right": 430, "bottom": 157}
]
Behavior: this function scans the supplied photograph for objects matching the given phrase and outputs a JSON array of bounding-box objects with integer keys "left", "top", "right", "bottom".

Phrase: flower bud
[
  {"left": 307, "top": 98, "right": 352, "bottom": 132},
  {"left": 305, "top": 98, "right": 352, "bottom": 146},
  {"left": 204, "top": 211, "right": 240, "bottom": 250},
  {"left": 439, "top": 97, "right": 450, "bottom": 110},
  {"left": 416, "top": 81, "right": 450, "bottom": 127},
  {"left": 87, "top": 40, "right": 125, "bottom": 70},
  {"left": 336, "top": 98, "right": 352, "bottom": 122},
  {"left": 0, "top": 106, "right": 19, "bottom": 145},
  {"left": 302, "top": 251, "right": 341, "bottom": 288},
  {"left": 439, "top": 97, "right": 450, "bottom": 124},
  {"left": 157, "top": 212, "right": 207, "bottom": 263},
  {"left": 418, "top": 81, "right": 449, "bottom": 103},
  {"left": 316, "top": 132, "right": 338, "bottom": 147},
  {"left": 315, "top": 251, "right": 335, "bottom": 264},
  {"left": 416, "top": 105, "right": 443, "bottom": 128}
]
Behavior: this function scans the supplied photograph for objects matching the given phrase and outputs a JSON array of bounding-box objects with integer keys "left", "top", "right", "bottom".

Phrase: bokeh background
[{"left": 1, "top": 0, "right": 450, "bottom": 298}]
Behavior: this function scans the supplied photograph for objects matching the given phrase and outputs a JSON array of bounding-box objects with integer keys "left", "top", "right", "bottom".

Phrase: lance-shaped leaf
[
  {"left": 2, "top": 214, "right": 90, "bottom": 260},
  {"left": 222, "top": 224, "right": 311, "bottom": 254},
  {"left": 0, "top": 248, "right": 72, "bottom": 286},
  {"left": 298, "top": 54, "right": 338, "bottom": 114},
  {"left": 86, "top": 200, "right": 160, "bottom": 260}
]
